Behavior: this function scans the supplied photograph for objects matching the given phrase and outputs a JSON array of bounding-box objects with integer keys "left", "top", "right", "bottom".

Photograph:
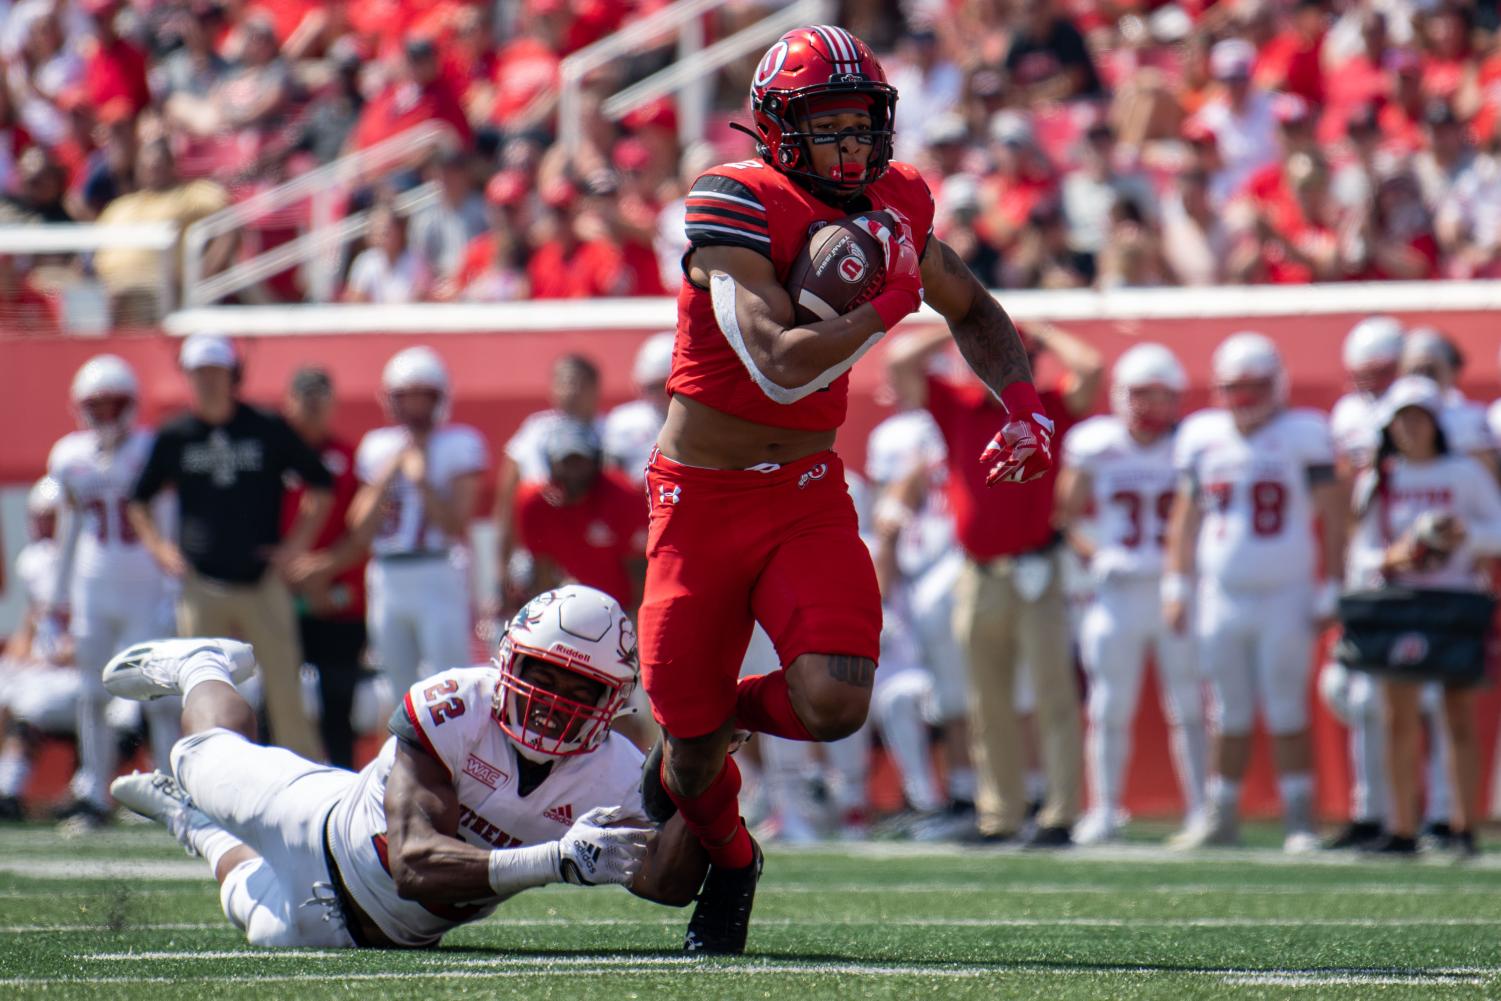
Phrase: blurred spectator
[
  {"left": 0, "top": 255, "right": 58, "bottom": 334},
  {"left": 1321, "top": 9, "right": 1391, "bottom": 137},
  {"left": 525, "top": 178, "right": 630, "bottom": 299},
  {"left": 1096, "top": 197, "right": 1171, "bottom": 288},
  {"left": 1193, "top": 39, "right": 1281, "bottom": 197},
  {"left": 1412, "top": 100, "right": 1475, "bottom": 211},
  {"left": 1378, "top": 48, "right": 1428, "bottom": 155},
  {"left": 152, "top": 1, "right": 229, "bottom": 102},
  {"left": 0, "top": 147, "right": 70, "bottom": 223},
  {"left": 889, "top": 28, "right": 964, "bottom": 164},
  {"left": 1436, "top": 134, "right": 1501, "bottom": 278},
  {"left": 602, "top": 331, "right": 674, "bottom": 481},
  {"left": 1255, "top": 0, "right": 1328, "bottom": 106},
  {"left": 294, "top": 40, "right": 365, "bottom": 164},
  {"left": 1060, "top": 122, "right": 1156, "bottom": 266},
  {"left": 1330, "top": 103, "right": 1393, "bottom": 213},
  {"left": 352, "top": 37, "right": 472, "bottom": 152},
  {"left": 444, "top": 168, "right": 530, "bottom": 302},
  {"left": 344, "top": 205, "right": 432, "bottom": 304},
  {"left": 81, "top": 0, "right": 149, "bottom": 123},
  {"left": 1002, "top": 198, "right": 1091, "bottom": 288},
  {"left": 0, "top": 77, "right": 35, "bottom": 195},
  {"left": 407, "top": 148, "right": 486, "bottom": 282},
  {"left": 977, "top": 111, "right": 1058, "bottom": 250},
  {"left": 1161, "top": 167, "right": 1230, "bottom": 285},
  {"left": 94, "top": 140, "right": 232, "bottom": 324},
  {"left": 6, "top": 3, "right": 84, "bottom": 148},
  {"left": 511, "top": 419, "right": 648, "bottom": 611},
  {"left": 486, "top": 3, "right": 567, "bottom": 133},
  {"left": 70, "top": 102, "right": 136, "bottom": 221},
  {"left": 935, "top": 173, "right": 1002, "bottom": 286},
  {"left": 281, "top": 366, "right": 368, "bottom": 770},
  {"left": 128, "top": 334, "right": 332, "bottom": 761},
  {"left": 1230, "top": 153, "right": 1341, "bottom": 284},
  {"left": 1415, "top": 3, "right": 1473, "bottom": 102},
  {"left": 164, "top": 15, "right": 290, "bottom": 154},
  {"left": 1002, "top": 0, "right": 1102, "bottom": 106},
  {"left": 1343, "top": 173, "right": 1439, "bottom": 281}
]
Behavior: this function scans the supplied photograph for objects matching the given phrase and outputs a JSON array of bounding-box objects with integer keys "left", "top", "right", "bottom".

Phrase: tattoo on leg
[{"left": 826, "top": 655, "right": 876, "bottom": 688}]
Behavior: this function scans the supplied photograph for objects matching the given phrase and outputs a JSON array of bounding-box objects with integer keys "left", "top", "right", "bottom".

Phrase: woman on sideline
[{"left": 1347, "top": 376, "right": 1501, "bottom": 857}]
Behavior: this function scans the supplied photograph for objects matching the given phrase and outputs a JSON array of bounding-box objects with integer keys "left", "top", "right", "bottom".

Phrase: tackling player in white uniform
[
  {"left": 1164, "top": 333, "right": 1345, "bottom": 853},
  {"left": 351, "top": 347, "right": 489, "bottom": 697},
  {"left": 106, "top": 585, "right": 703, "bottom": 948},
  {"left": 603, "top": 333, "right": 675, "bottom": 480},
  {"left": 1056, "top": 344, "right": 1207, "bottom": 845},
  {"left": 46, "top": 356, "right": 174, "bottom": 826}
]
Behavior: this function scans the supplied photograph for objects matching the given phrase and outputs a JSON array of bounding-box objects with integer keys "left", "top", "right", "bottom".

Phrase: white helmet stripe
[
  {"left": 813, "top": 24, "right": 852, "bottom": 71},
  {"left": 831, "top": 25, "right": 861, "bottom": 68}
]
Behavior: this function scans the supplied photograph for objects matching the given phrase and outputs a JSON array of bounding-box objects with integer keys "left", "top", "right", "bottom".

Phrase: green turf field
[{"left": 1, "top": 822, "right": 1498, "bottom": 1000}]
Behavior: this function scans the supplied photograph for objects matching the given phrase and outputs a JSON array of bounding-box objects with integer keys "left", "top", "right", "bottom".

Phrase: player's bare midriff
[{"left": 657, "top": 395, "right": 837, "bottom": 470}]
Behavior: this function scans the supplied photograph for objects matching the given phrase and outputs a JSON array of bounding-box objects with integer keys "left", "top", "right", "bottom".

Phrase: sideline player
[
  {"left": 106, "top": 585, "right": 703, "bottom": 948},
  {"left": 47, "top": 355, "right": 175, "bottom": 827},
  {"left": 1055, "top": 344, "right": 1207, "bottom": 844},
  {"left": 639, "top": 25, "right": 1051, "bottom": 953},
  {"left": 350, "top": 346, "right": 488, "bottom": 697},
  {"left": 1164, "top": 333, "right": 1345, "bottom": 853}
]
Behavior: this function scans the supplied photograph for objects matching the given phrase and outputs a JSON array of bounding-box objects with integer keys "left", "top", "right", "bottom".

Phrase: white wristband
[
  {"left": 487, "top": 842, "right": 562, "bottom": 897},
  {"left": 1160, "top": 573, "right": 1191, "bottom": 606}
]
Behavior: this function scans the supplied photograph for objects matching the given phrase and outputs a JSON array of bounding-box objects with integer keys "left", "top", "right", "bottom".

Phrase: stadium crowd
[
  {"left": 4, "top": 0, "right": 1501, "bottom": 327},
  {"left": 4, "top": 316, "right": 1500, "bottom": 860}
]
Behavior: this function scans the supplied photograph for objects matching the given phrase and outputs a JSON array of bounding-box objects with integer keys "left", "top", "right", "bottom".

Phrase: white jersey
[
  {"left": 601, "top": 399, "right": 665, "bottom": 483},
  {"left": 1347, "top": 454, "right": 1501, "bottom": 591},
  {"left": 327, "top": 666, "right": 645, "bottom": 948},
  {"left": 1063, "top": 415, "right": 1178, "bottom": 581},
  {"left": 15, "top": 539, "right": 60, "bottom": 608},
  {"left": 1440, "top": 389, "right": 1494, "bottom": 457},
  {"left": 865, "top": 410, "right": 955, "bottom": 578},
  {"left": 1330, "top": 391, "right": 1382, "bottom": 469},
  {"left": 1174, "top": 408, "right": 1334, "bottom": 590},
  {"left": 47, "top": 428, "right": 159, "bottom": 582},
  {"left": 506, "top": 410, "right": 606, "bottom": 484},
  {"left": 355, "top": 425, "right": 489, "bottom": 557}
]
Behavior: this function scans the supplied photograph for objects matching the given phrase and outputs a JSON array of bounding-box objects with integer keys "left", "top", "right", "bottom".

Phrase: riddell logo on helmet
[{"left": 552, "top": 643, "right": 592, "bottom": 664}]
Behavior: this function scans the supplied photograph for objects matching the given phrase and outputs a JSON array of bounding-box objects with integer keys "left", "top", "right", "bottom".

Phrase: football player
[
  {"left": 1164, "top": 333, "right": 1345, "bottom": 852},
  {"left": 106, "top": 585, "right": 703, "bottom": 949},
  {"left": 46, "top": 355, "right": 174, "bottom": 828},
  {"left": 350, "top": 347, "right": 489, "bottom": 697},
  {"left": 639, "top": 25, "right": 1049, "bottom": 953},
  {"left": 1056, "top": 344, "right": 1207, "bottom": 845}
]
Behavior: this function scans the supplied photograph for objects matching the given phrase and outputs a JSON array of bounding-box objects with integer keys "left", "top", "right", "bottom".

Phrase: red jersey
[
  {"left": 281, "top": 436, "right": 366, "bottom": 620},
  {"left": 925, "top": 374, "right": 1075, "bottom": 561},
  {"left": 514, "top": 470, "right": 648, "bottom": 608},
  {"left": 669, "top": 159, "right": 936, "bottom": 432}
]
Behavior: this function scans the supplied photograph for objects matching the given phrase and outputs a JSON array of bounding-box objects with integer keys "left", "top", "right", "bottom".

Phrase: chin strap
[{"left": 710, "top": 272, "right": 885, "bottom": 405}]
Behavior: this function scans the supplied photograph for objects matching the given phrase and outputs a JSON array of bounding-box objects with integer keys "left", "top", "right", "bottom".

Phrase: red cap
[
  {"left": 485, "top": 169, "right": 528, "bottom": 207},
  {"left": 612, "top": 137, "right": 651, "bottom": 173},
  {"left": 622, "top": 97, "right": 678, "bottom": 134}
]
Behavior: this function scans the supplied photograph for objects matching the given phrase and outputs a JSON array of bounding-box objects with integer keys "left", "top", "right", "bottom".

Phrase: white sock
[
  {"left": 0, "top": 750, "right": 28, "bottom": 798},
  {"left": 1209, "top": 775, "right": 1241, "bottom": 814},
  {"left": 1278, "top": 772, "right": 1314, "bottom": 833},
  {"left": 179, "top": 654, "right": 236, "bottom": 701},
  {"left": 185, "top": 817, "right": 243, "bottom": 871}
]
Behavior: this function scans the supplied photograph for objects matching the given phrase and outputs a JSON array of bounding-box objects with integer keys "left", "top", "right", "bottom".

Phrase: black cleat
[
  {"left": 640, "top": 739, "right": 677, "bottom": 824},
  {"left": 1324, "top": 819, "right": 1384, "bottom": 850},
  {"left": 0, "top": 795, "right": 23, "bottom": 822},
  {"left": 1023, "top": 824, "right": 1073, "bottom": 850},
  {"left": 1453, "top": 830, "right": 1480, "bottom": 859},
  {"left": 1420, "top": 821, "right": 1455, "bottom": 851},
  {"left": 1360, "top": 833, "right": 1418, "bottom": 856},
  {"left": 685, "top": 838, "right": 762, "bottom": 955}
]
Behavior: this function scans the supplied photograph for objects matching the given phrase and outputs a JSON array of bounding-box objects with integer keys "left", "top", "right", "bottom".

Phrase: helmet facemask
[
  {"left": 758, "top": 84, "right": 897, "bottom": 202},
  {"left": 78, "top": 393, "right": 136, "bottom": 446},
  {"left": 492, "top": 638, "right": 633, "bottom": 762},
  {"left": 1123, "top": 385, "right": 1181, "bottom": 438}
]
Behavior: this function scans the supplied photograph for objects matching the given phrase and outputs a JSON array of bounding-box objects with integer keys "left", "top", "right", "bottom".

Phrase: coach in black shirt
[{"left": 129, "top": 334, "right": 332, "bottom": 759}]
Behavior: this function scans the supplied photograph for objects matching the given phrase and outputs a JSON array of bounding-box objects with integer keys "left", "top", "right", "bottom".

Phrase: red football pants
[{"left": 638, "top": 449, "right": 882, "bottom": 738}]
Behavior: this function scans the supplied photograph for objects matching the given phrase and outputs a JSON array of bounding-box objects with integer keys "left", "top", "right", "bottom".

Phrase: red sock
[
  {"left": 735, "top": 671, "right": 814, "bottom": 741},
  {"left": 662, "top": 756, "right": 755, "bottom": 869}
]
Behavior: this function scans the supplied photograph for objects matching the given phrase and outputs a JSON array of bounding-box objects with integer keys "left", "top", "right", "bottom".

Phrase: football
[{"left": 785, "top": 212, "right": 890, "bottom": 325}]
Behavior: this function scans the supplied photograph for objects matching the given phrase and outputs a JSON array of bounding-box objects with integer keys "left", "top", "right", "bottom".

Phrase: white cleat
[
  {"left": 1072, "top": 809, "right": 1123, "bottom": 847},
  {"left": 110, "top": 770, "right": 216, "bottom": 856},
  {"left": 103, "top": 638, "right": 256, "bottom": 701},
  {"left": 1283, "top": 830, "right": 1322, "bottom": 855},
  {"left": 1167, "top": 805, "right": 1240, "bottom": 850}
]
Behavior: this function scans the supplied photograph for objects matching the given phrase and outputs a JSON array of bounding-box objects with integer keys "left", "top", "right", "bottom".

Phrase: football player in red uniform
[{"left": 640, "top": 25, "right": 1053, "bottom": 954}]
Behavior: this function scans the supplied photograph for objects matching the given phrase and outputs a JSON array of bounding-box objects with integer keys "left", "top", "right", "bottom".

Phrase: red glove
[
  {"left": 980, "top": 382, "right": 1056, "bottom": 485},
  {"left": 859, "top": 209, "right": 923, "bottom": 331}
]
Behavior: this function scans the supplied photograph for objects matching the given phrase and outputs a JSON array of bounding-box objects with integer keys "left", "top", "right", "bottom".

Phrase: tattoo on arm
[
  {"left": 939, "top": 242, "right": 1033, "bottom": 397},
  {"left": 826, "top": 655, "right": 876, "bottom": 688}
]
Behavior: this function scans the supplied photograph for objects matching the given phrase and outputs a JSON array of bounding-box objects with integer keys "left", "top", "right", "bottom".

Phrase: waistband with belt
[
  {"left": 321, "top": 809, "right": 394, "bottom": 949},
  {"left": 373, "top": 550, "right": 449, "bottom": 563},
  {"left": 970, "top": 531, "right": 1063, "bottom": 572}
]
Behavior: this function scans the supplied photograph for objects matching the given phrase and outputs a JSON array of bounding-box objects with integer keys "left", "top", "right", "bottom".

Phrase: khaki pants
[
  {"left": 953, "top": 549, "right": 1082, "bottom": 834},
  {"left": 178, "top": 570, "right": 323, "bottom": 761}
]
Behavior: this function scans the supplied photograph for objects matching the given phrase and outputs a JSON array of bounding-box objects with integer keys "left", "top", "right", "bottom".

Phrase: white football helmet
[
  {"left": 27, "top": 475, "right": 62, "bottom": 541},
  {"left": 1398, "top": 327, "right": 1456, "bottom": 387},
  {"left": 70, "top": 354, "right": 139, "bottom": 443},
  {"left": 382, "top": 345, "right": 451, "bottom": 426},
  {"left": 1342, "top": 316, "right": 1403, "bottom": 395},
  {"left": 1110, "top": 343, "right": 1186, "bottom": 435},
  {"left": 492, "top": 585, "right": 638, "bottom": 761},
  {"left": 1212, "top": 331, "right": 1286, "bottom": 426},
  {"left": 632, "top": 331, "right": 675, "bottom": 389}
]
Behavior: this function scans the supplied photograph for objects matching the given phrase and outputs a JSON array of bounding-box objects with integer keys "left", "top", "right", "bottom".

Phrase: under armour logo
[
  {"left": 798, "top": 463, "right": 828, "bottom": 489},
  {"left": 658, "top": 484, "right": 681, "bottom": 505}
]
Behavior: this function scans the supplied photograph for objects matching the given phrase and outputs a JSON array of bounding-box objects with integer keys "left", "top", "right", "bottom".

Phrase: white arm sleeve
[{"left": 710, "top": 272, "right": 885, "bottom": 406}]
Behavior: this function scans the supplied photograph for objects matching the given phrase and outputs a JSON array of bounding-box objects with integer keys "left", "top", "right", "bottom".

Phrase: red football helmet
[{"left": 746, "top": 25, "right": 897, "bottom": 199}]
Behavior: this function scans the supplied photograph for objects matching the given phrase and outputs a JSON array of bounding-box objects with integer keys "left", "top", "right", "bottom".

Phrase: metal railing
[{"left": 181, "top": 121, "right": 454, "bottom": 306}]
